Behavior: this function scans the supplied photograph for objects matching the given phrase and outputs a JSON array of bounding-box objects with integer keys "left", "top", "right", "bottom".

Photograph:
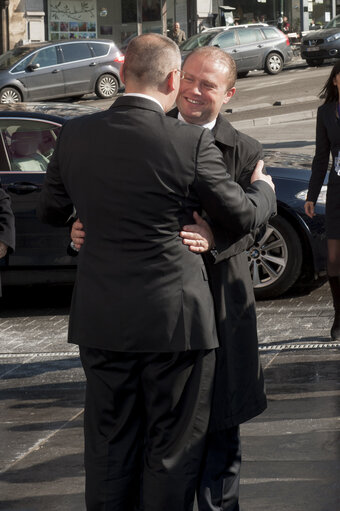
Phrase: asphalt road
[{"left": 1, "top": 64, "right": 340, "bottom": 511}]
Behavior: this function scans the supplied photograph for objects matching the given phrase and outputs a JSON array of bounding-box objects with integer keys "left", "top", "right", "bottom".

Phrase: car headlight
[
  {"left": 295, "top": 185, "right": 327, "bottom": 204},
  {"left": 326, "top": 33, "right": 340, "bottom": 42}
]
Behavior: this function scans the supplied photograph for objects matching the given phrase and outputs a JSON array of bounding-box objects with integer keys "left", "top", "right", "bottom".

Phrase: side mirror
[{"left": 27, "top": 63, "right": 40, "bottom": 71}]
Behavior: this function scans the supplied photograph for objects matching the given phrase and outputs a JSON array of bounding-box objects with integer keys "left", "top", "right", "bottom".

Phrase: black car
[
  {"left": 252, "top": 152, "right": 327, "bottom": 299},
  {"left": 0, "top": 39, "right": 124, "bottom": 103},
  {"left": 301, "top": 15, "right": 340, "bottom": 66},
  {"left": 0, "top": 104, "right": 327, "bottom": 299},
  {"left": 180, "top": 24, "right": 293, "bottom": 76}
]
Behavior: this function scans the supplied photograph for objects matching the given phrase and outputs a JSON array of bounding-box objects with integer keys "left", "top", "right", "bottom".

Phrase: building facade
[
  {"left": 1, "top": 0, "right": 197, "bottom": 52},
  {"left": 1, "top": 0, "right": 339, "bottom": 54}
]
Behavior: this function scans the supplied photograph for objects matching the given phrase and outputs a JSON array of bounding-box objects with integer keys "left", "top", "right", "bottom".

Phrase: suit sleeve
[
  {"left": 307, "top": 107, "right": 330, "bottom": 203},
  {"left": 37, "top": 126, "right": 74, "bottom": 226},
  {"left": 194, "top": 129, "right": 276, "bottom": 247},
  {"left": 0, "top": 186, "right": 15, "bottom": 253}
]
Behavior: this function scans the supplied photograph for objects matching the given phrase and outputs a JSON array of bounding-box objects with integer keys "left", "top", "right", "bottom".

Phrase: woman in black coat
[{"left": 305, "top": 61, "right": 340, "bottom": 341}]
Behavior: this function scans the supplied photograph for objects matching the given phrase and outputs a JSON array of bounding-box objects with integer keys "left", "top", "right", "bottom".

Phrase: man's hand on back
[
  {"left": 180, "top": 211, "right": 215, "bottom": 253},
  {"left": 71, "top": 219, "right": 85, "bottom": 250},
  {"left": 251, "top": 160, "right": 275, "bottom": 191}
]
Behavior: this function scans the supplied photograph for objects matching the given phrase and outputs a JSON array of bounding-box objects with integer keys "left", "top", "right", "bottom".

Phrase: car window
[
  {"left": 0, "top": 119, "right": 61, "bottom": 172},
  {"left": 325, "top": 15, "right": 340, "bottom": 28},
  {"left": 0, "top": 46, "right": 35, "bottom": 71},
  {"left": 180, "top": 32, "right": 218, "bottom": 51},
  {"left": 237, "top": 28, "right": 264, "bottom": 44},
  {"left": 91, "top": 42, "right": 110, "bottom": 57},
  {"left": 30, "top": 46, "right": 58, "bottom": 68},
  {"left": 214, "top": 31, "right": 237, "bottom": 48},
  {"left": 12, "top": 54, "right": 34, "bottom": 73},
  {"left": 61, "top": 43, "right": 92, "bottom": 63},
  {"left": 262, "top": 27, "right": 280, "bottom": 39}
]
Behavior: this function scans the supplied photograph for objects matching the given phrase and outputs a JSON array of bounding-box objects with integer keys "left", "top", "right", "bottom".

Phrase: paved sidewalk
[{"left": 0, "top": 282, "right": 339, "bottom": 511}]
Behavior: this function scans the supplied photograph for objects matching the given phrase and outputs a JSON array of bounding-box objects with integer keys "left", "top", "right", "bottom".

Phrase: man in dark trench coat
[
  {"left": 70, "top": 46, "right": 273, "bottom": 511},
  {"left": 176, "top": 47, "right": 269, "bottom": 511}
]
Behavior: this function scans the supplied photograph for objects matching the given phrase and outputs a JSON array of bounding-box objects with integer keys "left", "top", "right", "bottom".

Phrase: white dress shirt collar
[{"left": 124, "top": 93, "right": 163, "bottom": 111}]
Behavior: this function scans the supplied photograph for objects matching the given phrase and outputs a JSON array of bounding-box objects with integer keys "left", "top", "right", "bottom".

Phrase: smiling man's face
[{"left": 176, "top": 53, "right": 235, "bottom": 125}]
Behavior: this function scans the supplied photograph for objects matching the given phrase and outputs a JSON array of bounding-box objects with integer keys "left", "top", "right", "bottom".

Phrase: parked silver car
[
  {"left": 0, "top": 39, "right": 124, "bottom": 103},
  {"left": 180, "top": 24, "right": 293, "bottom": 76}
]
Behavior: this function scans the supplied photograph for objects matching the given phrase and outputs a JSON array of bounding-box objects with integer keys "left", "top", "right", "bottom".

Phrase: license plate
[{"left": 306, "top": 46, "right": 319, "bottom": 51}]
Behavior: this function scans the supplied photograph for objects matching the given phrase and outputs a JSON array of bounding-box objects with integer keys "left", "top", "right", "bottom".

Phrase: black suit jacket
[
  {"left": 38, "top": 96, "right": 275, "bottom": 353},
  {"left": 307, "top": 102, "right": 340, "bottom": 203},
  {"left": 0, "top": 185, "right": 15, "bottom": 295}
]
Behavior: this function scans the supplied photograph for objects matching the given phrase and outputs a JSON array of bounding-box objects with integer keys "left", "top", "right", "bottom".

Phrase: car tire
[
  {"left": 264, "top": 52, "right": 284, "bottom": 75},
  {"left": 248, "top": 215, "right": 303, "bottom": 300},
  {"left": 0, "top": 87, "right": 22, "bottom": 103},
  {"left": 306, "top": 58, "right": 324, "bottom": 66},
  {"left": 237, "top": 71, "right": 249, "bottom": 78},
  {"left": 95, "top": 74, "right": 119, "bottom": 99}
]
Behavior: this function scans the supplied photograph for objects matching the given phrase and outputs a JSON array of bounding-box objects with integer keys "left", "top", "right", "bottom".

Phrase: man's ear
[
  {"left": 167, "top": 70, "right": 178, "bottom": 93},
  {"left": 120, "top": 64, "right": 125, "bottom": 84},
  {"left": 223, "top": 87, "right": 236, "bottom": 105}
]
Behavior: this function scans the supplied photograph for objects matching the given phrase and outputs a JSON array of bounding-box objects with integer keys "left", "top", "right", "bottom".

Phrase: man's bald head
[
  {"left": 184, "top": 46, "right": 237, "bottom": 91},
  {"left": 124, "top": 33, "right": 181, "bottom": 88}
]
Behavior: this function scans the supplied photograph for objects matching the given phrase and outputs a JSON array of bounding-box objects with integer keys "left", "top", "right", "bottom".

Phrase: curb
[{"left": 232, "top": 108, "right": 317, "bottom": 129}]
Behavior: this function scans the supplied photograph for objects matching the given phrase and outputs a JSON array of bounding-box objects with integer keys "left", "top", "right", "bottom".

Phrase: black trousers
[
  {"left": 197, "top": 426, "right": 241, "bottom": 511},
  {"left": 79, "top": 347, "right": 215, "bottom": 511}
]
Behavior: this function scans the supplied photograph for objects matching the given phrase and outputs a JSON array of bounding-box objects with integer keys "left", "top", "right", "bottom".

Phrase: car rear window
[
  {"left": 91, "top": 42, "right": 110, "bottom": 57},
  {"left": 237, "top": 28, "right": 264, "bottom": 44},
  {"left": 61, "top": 43, "right": 92, "bottom": 63},
  {"left": 262, "top": 27, "right": 280, "bottom": 39}
]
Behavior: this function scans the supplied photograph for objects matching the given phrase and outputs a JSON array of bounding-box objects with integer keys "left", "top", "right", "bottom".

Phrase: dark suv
[
  {"left": 0, "top": 39, "right": 124, "bottom": 103},
  {"left": 180, "top": 24, "right": 293, "bottom": 76},
  {"left": 301, "top": 15, "right": 340, "bottom": 66}
]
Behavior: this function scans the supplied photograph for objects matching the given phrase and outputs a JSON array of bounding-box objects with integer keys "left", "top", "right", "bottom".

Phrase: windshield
[
  {"left": 0, "top": 47, "right": 34, "bottom": 70},
  {"left": 325, "top": 15, "right": 340, "bottom": 29},
  {"left": 180, "top": 32, "right": 218, "bottom": 51}
]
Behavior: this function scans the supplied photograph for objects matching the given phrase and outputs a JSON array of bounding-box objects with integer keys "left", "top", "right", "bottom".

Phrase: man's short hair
[
  {"left": 124, "top": 34, "right": 181, "bottom": 87},
  {"left": 184, "top": 47, "right": 237, "bottom": 90}
]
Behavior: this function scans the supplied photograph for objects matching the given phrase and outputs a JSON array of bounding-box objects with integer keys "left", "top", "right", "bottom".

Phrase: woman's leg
[{"left": 327, "top": 239, "right": 340, "bottom": 341}]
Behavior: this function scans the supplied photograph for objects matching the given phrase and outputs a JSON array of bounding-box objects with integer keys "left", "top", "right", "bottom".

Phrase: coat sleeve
[
  {"left": 0, "top": 186, "right": 15, "bottom": 253},
  {"left": 210, "top": 135, "right": 267, "bottom": 259},
  {"left": 307, "top": 106, "right": 330, "bottom": 203},
  {"left": 36, "top": 126, "right": 74, "bottom": 227},
  {"left": 193, "top": 129, "right": 276, "bottom": 246}
]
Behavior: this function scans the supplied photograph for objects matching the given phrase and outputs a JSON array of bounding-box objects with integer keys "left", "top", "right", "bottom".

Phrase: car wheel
[
  {"left": 247, "top": 215, "right": 303, "bottom": 299},
  {"left": 0, "top": 87, "right": 22, "bottom": 103},
  {"left": 265, "top": 52, "right": 283, "bottom": 75},
  {"left": 95, "top": 74, "right": 119, "bottom": 99},
  {"left": 237, "top": 71, "right": 249, "bottom": 78},
  {"left": 306, "top": 58, "right": 324, "bottom": 66}
]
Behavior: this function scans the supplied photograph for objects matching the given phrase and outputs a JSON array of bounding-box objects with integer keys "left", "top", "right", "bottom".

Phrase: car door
[
  {"left": 21, "top": 46, "right": 65, "bottom": 100},
  {"left": 0, "top": 116, "right": 73, "bottom": 267},
  {"left": 213, "top": 31, "right": 241, "bottom": 69},
  {"left": 233, "top": 28, "right": 264, "bottom": 71},
  {"left": 60, "top": 42, "right": 95, "bottom": 95}
]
